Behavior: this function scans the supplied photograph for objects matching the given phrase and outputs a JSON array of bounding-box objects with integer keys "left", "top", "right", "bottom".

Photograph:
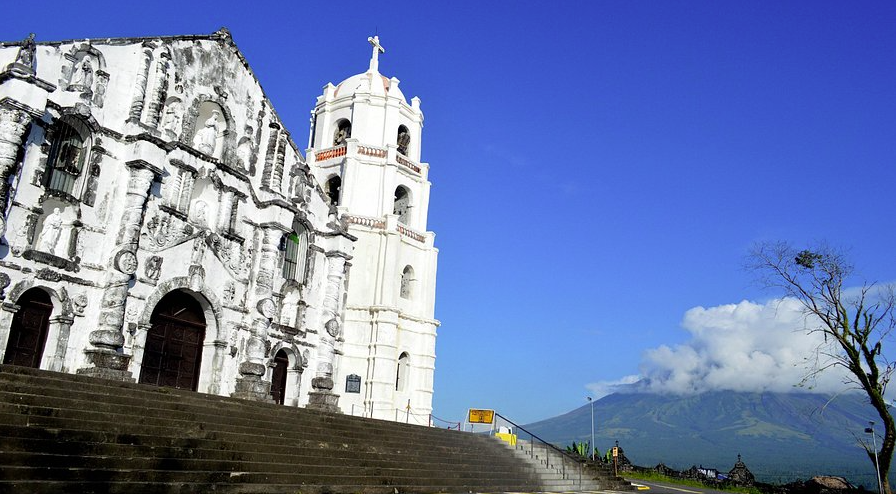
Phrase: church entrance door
[
  {"left": 270, "top": 349, "right": 289, "bottom": 405},
  {"left": 3, "top": 289, "right": 52, "bottom": 368},
  {"left": 138, "top": 291, "right": 205, "bottom": 391}
]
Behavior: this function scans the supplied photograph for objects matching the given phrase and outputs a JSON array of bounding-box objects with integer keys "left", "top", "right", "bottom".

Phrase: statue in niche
[
  {"left": 161, "top": 101, "right": 183, "bottom": 137},
  {"left": 236, "top": 136, "right": 253, "bottom": 170},
  {"left": 14, "top": 33, "right": 36, "bottom": 70},
  {"left": 69, "top": 57, "right": 93, "bottom": 89},
  {"left": 192, "top": 110, "right": 221, "bottom": 156},
  {"left": 35, "top": 208, "right": 64, "bottom": 255},
  {"left": 191, "top": 200, "right": 208, "bottom": 228}
]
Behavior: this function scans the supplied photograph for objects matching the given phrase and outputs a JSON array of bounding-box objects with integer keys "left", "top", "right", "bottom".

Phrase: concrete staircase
[
  {"left": 0, "top": 365, "right": 558, "bottom": 494},
  {"left": 500, "top": 439, "right": 633, "bottom": 492}
]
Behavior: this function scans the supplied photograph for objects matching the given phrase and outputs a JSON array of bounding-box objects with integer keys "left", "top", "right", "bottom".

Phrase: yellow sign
[
  {"left": 468, "top": 409, "right": 495, "bottom": 424},
  {"left": 612, "top": 447, "right": 619, "bottom": 458}
]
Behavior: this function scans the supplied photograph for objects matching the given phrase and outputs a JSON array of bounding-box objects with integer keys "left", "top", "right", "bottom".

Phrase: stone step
[
  {"left": 0, "top": 398, "right": 486, "bottom": 455},
  {"left": 0, "top": 435, "right": 525, "bottom": 470},
  {"left": 0, "top": 377, "right": 453, "bottom": 441},
  {"left": 0, "top": 366, "right": 548, "bottom": 492},
  {"left": 0, "top": 451, "right": 533, "bottom": 478}
]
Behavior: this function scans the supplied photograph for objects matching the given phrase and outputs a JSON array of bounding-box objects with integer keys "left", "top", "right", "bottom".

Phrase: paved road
[{"left": 626, "top": 479, "right": 730, "bottom": 494}]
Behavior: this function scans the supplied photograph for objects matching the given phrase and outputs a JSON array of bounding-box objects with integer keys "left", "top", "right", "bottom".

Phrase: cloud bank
[{"left": 589, "top": 298, "right": 852, "bottom": 398}]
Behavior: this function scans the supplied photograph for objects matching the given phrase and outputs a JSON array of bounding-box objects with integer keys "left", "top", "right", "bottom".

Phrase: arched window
[
  {"left": 397, "top": 125, "right": 410, "bottom": 156},
  {"left": 396, "top": 352, "right": 410, "bottom": 392},
  {"left": 393, "top": 186, "right": 411, "bottom": 224},
  {"left": 400, "top": 265, "right": 414, "bottom": 300},
  {"left": 326, "top": 176, "right": 342, "bottom": 206},
  {"left": 282, "top": 225, "right": 309, "bottom": 282},
  {"left": 333, "top": 119, "right": 351, "bottom": 146},
  {"left": 45, "top": 117, "right": 91, "bottom": 197}
]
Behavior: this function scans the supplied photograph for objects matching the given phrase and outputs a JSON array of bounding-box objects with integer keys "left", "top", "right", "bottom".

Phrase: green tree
[{"left": 750, "top": 242, "right": 895, "bottom": 494}]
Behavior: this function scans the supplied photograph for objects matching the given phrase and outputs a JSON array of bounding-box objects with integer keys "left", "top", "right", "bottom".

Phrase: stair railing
[{"left": 493, "top": 412, "right": 589, "bottom": 487}]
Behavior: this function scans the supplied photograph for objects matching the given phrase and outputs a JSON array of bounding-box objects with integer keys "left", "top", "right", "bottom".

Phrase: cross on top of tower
[{"left": 368, "top": 35, "right": 385, "bottom": 73}]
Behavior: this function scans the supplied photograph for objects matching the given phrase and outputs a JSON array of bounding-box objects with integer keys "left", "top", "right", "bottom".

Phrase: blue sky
[{"left": 7, "top": 1, "right": 896, "bottom": 424}]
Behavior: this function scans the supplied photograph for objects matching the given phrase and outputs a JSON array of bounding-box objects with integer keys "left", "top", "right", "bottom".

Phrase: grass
[{"left": 624, "top": 470, "right": 764, "bottom": 494}]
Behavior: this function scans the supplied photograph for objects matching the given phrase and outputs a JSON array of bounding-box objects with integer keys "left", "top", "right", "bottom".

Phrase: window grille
[{"left": 46, "top": 118, "right": 90, "bottom": 196}]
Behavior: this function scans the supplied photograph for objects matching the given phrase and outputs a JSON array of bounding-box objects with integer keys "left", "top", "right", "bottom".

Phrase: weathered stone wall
[{"left": 0, "top": 31, "right": 353, "bottom": 408}]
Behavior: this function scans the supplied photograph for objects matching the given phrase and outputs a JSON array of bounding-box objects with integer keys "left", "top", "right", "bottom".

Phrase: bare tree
[{"left": 750, "top": 242, "right": 895, "bottom": 493}]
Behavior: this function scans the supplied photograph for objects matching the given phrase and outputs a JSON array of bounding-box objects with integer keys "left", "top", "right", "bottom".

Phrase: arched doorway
[
  {"left": 270, "top": 349, "right": 289, "bottom": 405},
  {"left": 3, "top": 289, "right": 52, "bottom": 368},
  {"left": 138, "top": 291, "right": 206, "bottom": 390}
]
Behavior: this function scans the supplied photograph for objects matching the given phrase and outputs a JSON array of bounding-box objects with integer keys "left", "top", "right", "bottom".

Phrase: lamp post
[
  {"left": 587, "top": 396, "right": 595, "bottom": 462},
  {"left": 865, "top": 421, "right": 884, "bottom": 494}
]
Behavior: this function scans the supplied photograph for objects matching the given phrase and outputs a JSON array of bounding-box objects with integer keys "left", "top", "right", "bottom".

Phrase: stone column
[
  {"left": 232, "top": 227, "right": 278, "bottom": 401},
  {"left": 78, "top": 161, "right": 158, "bottom": 381},
  {"left": 128, "top": 48, "right": 152, "bottom": 123},
  {"left": 0, "top": 105, "right": 32, "bottom": 233},
  {"left": 307, "top": 255, "right": 346, "bottom": 412}
]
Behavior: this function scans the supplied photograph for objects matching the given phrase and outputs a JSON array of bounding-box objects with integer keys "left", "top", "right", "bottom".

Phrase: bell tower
[{"left": 307, "top": 36, "right": 439, "bottom": 423}]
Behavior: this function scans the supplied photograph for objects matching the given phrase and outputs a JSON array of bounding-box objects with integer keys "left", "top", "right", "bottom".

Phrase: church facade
[{"left": 0, "top": 30, "right": 439, "bottom": 420}]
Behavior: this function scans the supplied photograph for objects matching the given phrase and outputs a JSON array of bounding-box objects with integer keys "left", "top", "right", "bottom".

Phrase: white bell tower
[{"left": 307, "top": 36, "right": 439, "bottom": 423}]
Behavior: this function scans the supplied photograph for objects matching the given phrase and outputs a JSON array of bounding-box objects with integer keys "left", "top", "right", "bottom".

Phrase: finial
[{"left": 368, "top": 35, "right": 385, "bottom": 73}]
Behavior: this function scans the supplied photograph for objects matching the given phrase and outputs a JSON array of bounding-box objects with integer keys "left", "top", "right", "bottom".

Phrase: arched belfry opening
[
  {"left": 333, "top": 119, "right": 351, "bottom": 146},
  {"left": 138, "top": 290, "right": 206, "bottom": 391},
  {"left": 3, "top": 288, "right": 52, "bottom": 368},
  {"left": 393, "top": 186, "right": 411, "bottom": 224},
  {"left": 400, "top": 265, "right": 415, "bottom": 300},
  {"left": 396, "top": 352, "right": 410, "bottom": 392},
  {"left": 397, "top": 125, "right": 410, "bottom": 156},
  {"left": 326, "top": 175, "right": 341, "bottom": 206}
]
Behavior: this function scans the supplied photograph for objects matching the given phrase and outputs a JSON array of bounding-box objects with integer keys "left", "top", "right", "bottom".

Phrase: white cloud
[
  {"left": 605, "top": 298, "right": 854, "bottom": 395},
  {"left": 587, "top": 375, "right": 641, "bottom": 399}
]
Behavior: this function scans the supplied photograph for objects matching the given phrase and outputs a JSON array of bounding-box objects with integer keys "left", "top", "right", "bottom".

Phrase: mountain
[{"left": 522, "top": 391, "right": 887, "bottom": 487}]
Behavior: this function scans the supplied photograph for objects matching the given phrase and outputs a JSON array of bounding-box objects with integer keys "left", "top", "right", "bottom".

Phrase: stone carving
[
  {"left": 325, "top": 318, "right": 341, "bottom": 338},
  {"left": 69, "top": 58, "right": 93, "bottom": 90},
  {"left": 257, "top": 298, "right": 276, "bottom": 319},
  {"left": 192, "top": 110, "right": 221, "bottom": 156},
  {"left": 114, "top": 250, "right": 138, "bottom": 275},
  {"left": 189, "top": 265, "right": 205, "bottom": 291},
  {"left": 13, "top": 33, "right": 36, "bottom": 70},
  {"left": 125, "top": 303, "right": 138, "bottom": 323},
  {"left": 73, "top": 293, "right": 88, "bottom": 315},
  {"left": 191, "top": 200, "right": 208, "bottom": 228},
  {"left": 93, "top": 72, "right": 109, "bottom": 107},
  {"left": 160, "top": 100, "right": 183, "bottom": 137},
  {"left": 223, "top": 281, "right": 236, "bottom": 306},
  {"left": 0, "top": 272, "right": 10, "bottom": 300},
  {"left": 302, "top": 349, "right": 310, "bottom": 368},
  {"left": 144, "top": 255, "right": 162, "bottom": 281},
  {"left": 36, "top": 208, "right": 64, "bottom": 254}
]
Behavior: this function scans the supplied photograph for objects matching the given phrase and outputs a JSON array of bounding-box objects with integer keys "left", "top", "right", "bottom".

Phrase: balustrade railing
[
  {"left": 315, "top": 145, "right": 346, "bottom": 161},
  {"left": 344, "top": 214, "right": 385, "bottom": 229},
  {"left": 358, "top": 145, "right": 387, "bottom": 158},
  {"left": 397, "top": 224, "right": 425, "bottom": 242},
  {"left": 396, "top": 153, "right": 421, "bottom": 174}
]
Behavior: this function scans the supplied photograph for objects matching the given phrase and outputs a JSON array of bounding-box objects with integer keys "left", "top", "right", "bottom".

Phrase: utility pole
[
  {"left": 865, "top": 421, "right": 884, "bottom": 494},
  {"left": 587, "top": 396, "right": 595, "bottom": 462}
]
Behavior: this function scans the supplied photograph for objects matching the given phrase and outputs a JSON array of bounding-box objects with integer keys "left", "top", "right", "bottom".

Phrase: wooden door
[
  {"left": 3, "top": 289, "right": 52, "bottom": 368},
  {"left": 138, "top": 291, "right": 205, "bottom": 391}
]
